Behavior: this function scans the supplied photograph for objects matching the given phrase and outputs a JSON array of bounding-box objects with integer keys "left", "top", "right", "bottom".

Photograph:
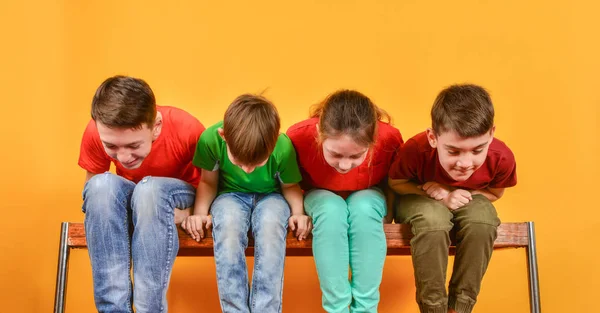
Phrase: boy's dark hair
[
  {"left": 91, "top": 75, "right": 157, "bottom": 129},
  {"left": 310, "top": 89, "right": 391, "bottom": 147},
  {"left": 223, "top": 94, "right": 280, "bottom": 166},
  {"left": 431, "top": 84, "right": 494, "bottom": 137}
]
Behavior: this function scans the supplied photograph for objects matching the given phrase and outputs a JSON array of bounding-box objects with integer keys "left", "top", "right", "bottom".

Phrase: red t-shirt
[
  {"left": 78, "top": 106, "right": 205, "bottom": 187},
  {"left": 287, "top": 118, "right": 403, "bottom": 196},
  {"left": 389, "top": 131, "right": 517, "bottom": 190}
]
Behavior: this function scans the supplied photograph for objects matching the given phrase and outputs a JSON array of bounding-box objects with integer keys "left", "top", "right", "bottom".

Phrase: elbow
[{"left": 492, "top": 189, "right": 505, "bottom": 200}]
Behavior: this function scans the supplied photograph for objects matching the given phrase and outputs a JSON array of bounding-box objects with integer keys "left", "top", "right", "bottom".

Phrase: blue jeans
[
  {"left": 82, "top": 173, "right": 196, "bottom": 313},
  {"left": 304, "top": 189, "right": 387, "bottom": 313},
  {"left": 211, "top": 192, "right": 291, "bottom": 313}
]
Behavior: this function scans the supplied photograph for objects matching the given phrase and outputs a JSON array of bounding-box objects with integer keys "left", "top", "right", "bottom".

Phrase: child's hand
[
  {"left": 181, "top": 215, "right": 212, "bottom": 242},
  {"left": 383, "top": 215, "right": 394, "bottom": 224},
  {"left": 442, "top": 189, "right": 472, "bottom": 210},
  {"left": 420, "top": 182, "right": 452, "bottom": 201},
  {"left": 288, "top": 214, "right": 312, "bottom": 241}
]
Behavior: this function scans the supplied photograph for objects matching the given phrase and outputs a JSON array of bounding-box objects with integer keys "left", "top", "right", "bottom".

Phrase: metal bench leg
[
  {"left": 527, "top": 221, "right": 541, "bottom": 313},
  {"left": 54, "top": 222, "right": 71, "bottom": 313}
]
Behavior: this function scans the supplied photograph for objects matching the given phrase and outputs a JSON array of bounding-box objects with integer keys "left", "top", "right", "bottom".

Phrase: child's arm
[
  {"left": 388, "top": 178, "right": 428, "bottom": 196},
  {"left": 389, "top": 176, "right": 465, "bottom": 203},
  {"left": 471, "top": 187, "right": 505, "bottom": 202},
  {"left": 281, "top": 183, "right": 311, "bottom": 240},
  {"left": 181, "top": 169, "right": 219, "bottom": 242},
  {"left": 389, "top": 177, "right": 474, "bottom": 210}
]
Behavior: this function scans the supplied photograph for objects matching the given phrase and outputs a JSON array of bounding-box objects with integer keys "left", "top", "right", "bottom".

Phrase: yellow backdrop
[{"left": 1, "top": 1, "right": 598, "bottom": 312}]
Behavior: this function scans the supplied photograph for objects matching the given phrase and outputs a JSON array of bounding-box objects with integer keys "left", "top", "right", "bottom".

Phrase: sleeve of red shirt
[
  {"left": 389, "top": 137, "right": 420, "bottom": 181},
  {"left": 78, "top": 120, "right": 111, "bottom": 174},
  {"left": 285, "top": 125, "right": 311, "bottom": 191},
  {"left": 393, "top": 127, "right": 404, "bottom": 146},
  {"left": 489, "top": 149, "right": 517, "bottom": 188},
  {"left": 185, "top": 117, "right": 206, "bottom": 161}
]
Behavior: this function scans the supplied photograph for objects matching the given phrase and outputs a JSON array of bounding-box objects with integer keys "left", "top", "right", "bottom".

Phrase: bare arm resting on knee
[
  {"left": 470, "top": 187, "right": 505, "bottom": 202},
  {"left": 388, "top": 178, "right": 427, "bottom": 196}
]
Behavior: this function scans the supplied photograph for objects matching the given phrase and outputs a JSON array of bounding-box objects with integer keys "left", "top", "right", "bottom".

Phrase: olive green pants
[{"left": 396, "top": 194, "right": 500, "bottom": 313}]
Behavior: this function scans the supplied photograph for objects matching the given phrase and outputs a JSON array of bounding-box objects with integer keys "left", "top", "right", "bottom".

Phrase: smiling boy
[
  {"left": 388, "top": 84, "right": 517, "bottom": 313},
  {"left": 78, "top": 75, "right": 204, "bottom": 313}
]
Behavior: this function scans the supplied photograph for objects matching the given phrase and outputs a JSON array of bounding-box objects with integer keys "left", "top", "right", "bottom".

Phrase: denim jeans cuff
[
  {"left": 448, "top": 295, "right": 475, "bottom": 313},
  {"left": 418, "top": 303, "right": 447, "bottom": 313}
]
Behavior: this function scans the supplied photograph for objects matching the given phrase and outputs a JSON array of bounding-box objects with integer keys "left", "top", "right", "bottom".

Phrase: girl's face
[{"left": 321, "top": 134, "right": 369, "bottom": 174}]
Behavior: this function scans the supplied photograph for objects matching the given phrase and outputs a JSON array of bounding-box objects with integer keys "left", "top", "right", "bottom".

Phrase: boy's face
[
  {"left": 96, "top": 115, "right": 162, "bottom": 169},
  {"left": 427, "top": 127, "right": 495, "bottom": 182},
  {"left": 321, "top": 134, "right": 369, "bottom": 174}
]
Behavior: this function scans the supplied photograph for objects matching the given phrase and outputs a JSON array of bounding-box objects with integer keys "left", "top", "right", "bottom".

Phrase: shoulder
[
  {"left": 159, "top": 105, "right": 203, "bottom": 129},
  {"left": 199, "top": 121, "right": 224, "bottom": 145},
  {"left": 82, "top": 118, "right": 98, "bottom": 134},
  {"left": 81, "top": 119, "right": 100, "bottom": 144},
  {"left": 287, "top": 118, "right": 318, "bottom": 141},
  {"left": 488, "top": 137, "right": 516, "bottom": 166},
  {"left": 489, "top": 137, "right": 514, "bottom": 154},
  {"left": 275, "top": 133, "right": 295, "bottom": 151},
  {"left": 377, "top": 121, "right": 403, "bottom": 146},
  {"left": 271, "top": 133, "right": 297, "bottom": 160},
  {"left": 403, "top": 131, "right": 430, "bottom": 153}
]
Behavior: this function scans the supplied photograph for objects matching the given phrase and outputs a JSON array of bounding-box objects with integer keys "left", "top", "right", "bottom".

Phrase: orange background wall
[{"left": 1, "top": 1, "right": 598, "bottom": 312}]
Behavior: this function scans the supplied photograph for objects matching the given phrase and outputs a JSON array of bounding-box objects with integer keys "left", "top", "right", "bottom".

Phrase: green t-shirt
[{"left": 192, "top": 121, "right": 302, "bottom": 195}]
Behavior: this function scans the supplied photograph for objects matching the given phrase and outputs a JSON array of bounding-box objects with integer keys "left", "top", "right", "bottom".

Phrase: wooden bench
[{"left": 54, "top": 221, "right": 541, "bottom": 313}]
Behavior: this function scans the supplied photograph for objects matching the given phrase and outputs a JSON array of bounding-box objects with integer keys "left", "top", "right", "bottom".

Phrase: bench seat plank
[{"left": 65, "top": 222, "right": 529, "bottom": 257}]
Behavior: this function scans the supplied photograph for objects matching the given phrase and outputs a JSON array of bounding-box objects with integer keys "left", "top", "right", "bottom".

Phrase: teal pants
[{"left": 304, "top": 188, "right": 387, "bottom": 313}]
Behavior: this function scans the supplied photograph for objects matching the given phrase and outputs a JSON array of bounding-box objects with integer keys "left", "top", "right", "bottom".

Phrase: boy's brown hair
[
  {"left": 431, "top": 84, "right": 494, "bottom": 137},
  {"left": 91, "top": 75, "right": 157, "bottom": 129},
  {"left": 223, "top": 94, "right": 280, "bottom": 166},
  {"left": 310, "top": 89, "right": 391, "bottom": 147}
]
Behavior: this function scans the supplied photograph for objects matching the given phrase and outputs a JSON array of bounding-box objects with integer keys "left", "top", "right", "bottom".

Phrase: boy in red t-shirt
[
  {"left": 78, "top": 76, "right": 205, "bottom": 313},
  {"left": 389, "top": 84, "right": 517, "bottom": 313}
]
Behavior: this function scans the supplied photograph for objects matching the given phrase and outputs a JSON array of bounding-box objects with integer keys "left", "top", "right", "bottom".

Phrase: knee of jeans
[
  {"left": 257, "top": 194, "right": 291, "bottom": 223},
  {"left": 85, "top": 173, "right": 128, "bottom": 197},
  {"left": 213, "top": 205, "right": 248, "bottom": 262},
  {"left": 83, "top": 173, "right": 132, "bottom": 216},
  {"left": 131, "top": 176, "right": 165, "bottom": 220},
  {"left": 346, "top": 190, "right": 386, "bottom": 222},
  {"left": 254, "top": 195, "right": 288, "bottom": 238},
  {"left": 254, "top": 217, "right": 287, "bottom": 264},
  {"left": 218, "top": 228, "right": 247, "bottom": 264}
]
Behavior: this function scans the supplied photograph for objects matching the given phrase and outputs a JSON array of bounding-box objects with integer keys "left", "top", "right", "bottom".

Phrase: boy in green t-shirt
[{"left": 182, "top": 94, "right": 311, "bottom": 313}]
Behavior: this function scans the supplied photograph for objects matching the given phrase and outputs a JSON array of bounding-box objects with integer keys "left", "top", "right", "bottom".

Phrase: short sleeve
[
  {"left": 275, "top": 134, "right": 302, "bottom": 184},
  {"left": 489, "top": 149, "right": 517, "bottom": 188},
  {"left": 185, "top": 117, "right": 206, "bottom": 161},
  {"left": 192, "top": 124, "right": 221, "bottom": 171},
  {"left": 389, "top": 138, "right": 420, "bottom": 181}
]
